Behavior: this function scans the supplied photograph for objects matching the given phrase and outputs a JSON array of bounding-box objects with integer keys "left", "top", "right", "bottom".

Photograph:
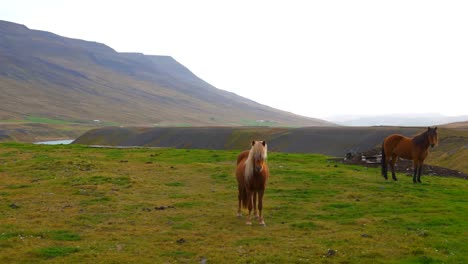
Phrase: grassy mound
[{"left": 0, "top": 143, "right": 466, "bottom": 263}]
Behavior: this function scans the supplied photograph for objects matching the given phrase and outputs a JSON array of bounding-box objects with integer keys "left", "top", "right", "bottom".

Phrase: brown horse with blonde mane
[
  {"left": 382, "top": 127, "right": 438, "bottom": 183},
  {"left": 236, "top": 140, "right": 269, "bottom": 225}
]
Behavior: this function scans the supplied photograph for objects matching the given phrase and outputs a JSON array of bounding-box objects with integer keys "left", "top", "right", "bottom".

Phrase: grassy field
[
  {"left": 0, "top": 116, "right": 120, "bottom": 126},
  {"left": 0, "top": 143, "right": 466, "bottom": 263}
]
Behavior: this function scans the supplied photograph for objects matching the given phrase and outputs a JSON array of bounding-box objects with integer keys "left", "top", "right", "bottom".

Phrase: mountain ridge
[
  {"left": 328, "top": 113, "right": 468, "bottom": 127},
  {"left": 0, "top": 20, "right": 332, "bottom": 127}
]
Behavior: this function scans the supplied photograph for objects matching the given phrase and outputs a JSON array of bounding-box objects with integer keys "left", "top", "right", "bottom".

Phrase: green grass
[
  {"left": 0, "top": 232, "right": 18, "bottom": 240},
  {"left": 0, "top": 119, "right": 25, "bottom": 123},
  {"left": 165, "top": 182, "right": 185, "bottom": 187},
  {"left": 17, "top": 115, "right": 119, "bottom": 126},
  {"left": 161, "top": 251, "right": 196, "bottom": 258},
  {"left": 290, "top": 221, "right": 318, "bottom": 230},
  {"left": 35, "top": 246, "right": 79, "bottom": 258},
  {"left": 0, "top": 143, "right": 466, "bottom": 263},
  {"left": 100, "top": 121, "right": 121, "bottom": 126},
  {"left": 48, "top": 230, "right": 81, "bottom": 241},
  {"left": 24, "top": 116, "right": 73, "bottom": 125},
  {"left": 240, "top": 119, "right": 279, "bottom": 126}
]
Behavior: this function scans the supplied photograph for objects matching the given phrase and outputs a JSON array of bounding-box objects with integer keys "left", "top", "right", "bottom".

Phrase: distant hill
[
  {"left": 328, "top": 114, "right": 468, "bottom": 127},
  {"left": 74, "top": 126, "right": 422, "bottom": 156},
  {"left": 0, "top": 20, "right": 332, "bottom": 127},
  {"left": 441, "top": 121, "right": 468, "bottom": 129},
  {"left": 74, "top": 126, "right": 468, "bottom": 173}
]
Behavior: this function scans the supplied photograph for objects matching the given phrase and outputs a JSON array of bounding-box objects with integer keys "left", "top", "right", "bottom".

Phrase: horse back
[
  {"left": 236, "top": 150, "right": 250, "bottom": 185},
  {"left": 236, "top": 150, "right": 250, "bottom": 165},
  {"left": 384, "top": 134, "right": 414, "bottom": 160}
]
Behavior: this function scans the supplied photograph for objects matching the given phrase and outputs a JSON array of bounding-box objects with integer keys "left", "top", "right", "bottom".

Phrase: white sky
[{"left": 1, "top": 0, "right": 467, "bottom": 119}]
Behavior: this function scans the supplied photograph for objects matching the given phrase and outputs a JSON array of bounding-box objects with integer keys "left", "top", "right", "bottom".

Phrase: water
[{"left": 34, "top": 139, "right": 74, "bottom": 145}]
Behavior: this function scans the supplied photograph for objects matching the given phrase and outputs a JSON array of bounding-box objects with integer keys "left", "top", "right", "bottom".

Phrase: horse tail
[
  {"left": 240, "top": 184, "right": 248, "bottom": 209},
  {"left": 381, "top": 141, "right": 387, "bottom": 177}
]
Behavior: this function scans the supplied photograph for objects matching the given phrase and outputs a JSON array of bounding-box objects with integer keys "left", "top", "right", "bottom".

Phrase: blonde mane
[{"left": 244, "top": 141, "right": 268, "bottom": 182}]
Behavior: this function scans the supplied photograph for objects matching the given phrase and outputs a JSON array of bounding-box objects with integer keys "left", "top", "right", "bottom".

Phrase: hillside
[
  {"left": 74, "top": 126, "right": 468, "bottom": 173},
  {"left": 441, "top": 121, "right": 468, "bottom": 130},
  {"left": 0, "top": 20, "right": 331, "bottom": 127},
  {"left": 0, "top": 143, "right": 466, "bottom": 263},
  {"left": 0, "top": 123, "right": 97, "bottom": 142},
  {"left": 328, "top": 114, "right": 468, "bottom": 127},
  {"left": 74, "top": 126, "right": 422, "bottom": 156},
  {"left": 425, "top": 128, "right": 468, "bottom": 173}
]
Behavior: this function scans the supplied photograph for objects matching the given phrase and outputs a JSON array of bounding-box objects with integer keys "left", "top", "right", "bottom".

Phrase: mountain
[
  {"left": 327, "top": 113, "right": 468, "bottom": 127},
  {"left": 0, "top": 20, "right": 332, "bottom": 127}
]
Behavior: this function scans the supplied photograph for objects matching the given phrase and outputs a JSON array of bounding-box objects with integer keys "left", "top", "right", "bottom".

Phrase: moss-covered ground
[{"left": 0, "top": 143, "right": 466, "bottom": 263}]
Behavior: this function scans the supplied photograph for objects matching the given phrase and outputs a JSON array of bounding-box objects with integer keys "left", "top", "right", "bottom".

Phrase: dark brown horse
[
  {"left": 382, "top": 127, "right": 438, "bottom": 183},
  {"left": 236, "top": 140, "right": 269, "bottom": 225}
]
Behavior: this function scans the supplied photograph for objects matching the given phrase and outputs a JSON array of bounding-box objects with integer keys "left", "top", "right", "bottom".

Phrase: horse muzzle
[
  {"left": 255, "top": 166, "right": 263, "bottom": 173},
  {"left": 430, "top": 144, "right": 434, "bottom": 148}
]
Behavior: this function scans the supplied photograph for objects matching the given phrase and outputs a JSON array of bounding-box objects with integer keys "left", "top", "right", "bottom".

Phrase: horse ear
[
  {"left": 252, "top": 140, "right": 255, "bottom": 146},
  {"left": 262, "top": 141, "right": 266, "bottom": 146},
  {"left": 427, "top": 127, "right": 431, "bottom": 131},
  {"left": 434, "top": 127, "right": 437, "bottom": 131}
]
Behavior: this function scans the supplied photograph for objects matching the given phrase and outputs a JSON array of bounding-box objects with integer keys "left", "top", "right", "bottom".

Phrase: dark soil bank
[
  {"left": 74, "top": 126, "right": 468, "bottom": 178},
  {"left": 74, "top": 126, "right": 421, "bottom": 157}
]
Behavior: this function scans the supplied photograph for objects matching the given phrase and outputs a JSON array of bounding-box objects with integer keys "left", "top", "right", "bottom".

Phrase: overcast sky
[{"left": 1, "top": 0, "right": 467, "bottom": 119}]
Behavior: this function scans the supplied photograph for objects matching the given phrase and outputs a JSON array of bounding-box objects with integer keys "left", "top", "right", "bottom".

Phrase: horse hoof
[
  {"left": 237, "top": 213, "right": 242, "bottom": 218},
  {"left": 246, "top": 221, "right": 252, "bottom": 225},
  {"left": 259, "top": 221, "right": 266, "bottom": 226}
]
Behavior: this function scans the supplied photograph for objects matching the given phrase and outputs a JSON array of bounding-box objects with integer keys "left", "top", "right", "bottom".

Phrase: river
[{"left": 34, "top": 139, "right": 74, "bottom": 145}]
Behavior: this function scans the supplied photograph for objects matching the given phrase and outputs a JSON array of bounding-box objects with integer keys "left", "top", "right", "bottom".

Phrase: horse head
[
  {"left": 427, "top": 127, "right": 438, "bottom": 148},
  {"left": 251, "top": 140, "right": 267, "bottom": 173}
]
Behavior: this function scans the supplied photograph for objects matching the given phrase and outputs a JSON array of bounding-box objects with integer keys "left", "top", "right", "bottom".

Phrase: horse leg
[
  {"left": 253, "top": 191, "right": 259, "bottom": 219},
  {"left": 390, "top": 154, "right": 398, "bottom": 181},
  {"left": 383, "top": 155, "right": 389, "bottom": 180},
  {"left": 417, "top": 162, "right": 423, "bottom": 183},
  {"left": 257, "top": 190, "right": 265, "bottom": 226},
  {"left": 246, "top": 191, "right": 253, "bottom": 225},
  {"left": 237, "top": 187, "right": 242, "bottom": 217},
  {"left": 412, "top": 160, "right": 419, "bottom": 184}
]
